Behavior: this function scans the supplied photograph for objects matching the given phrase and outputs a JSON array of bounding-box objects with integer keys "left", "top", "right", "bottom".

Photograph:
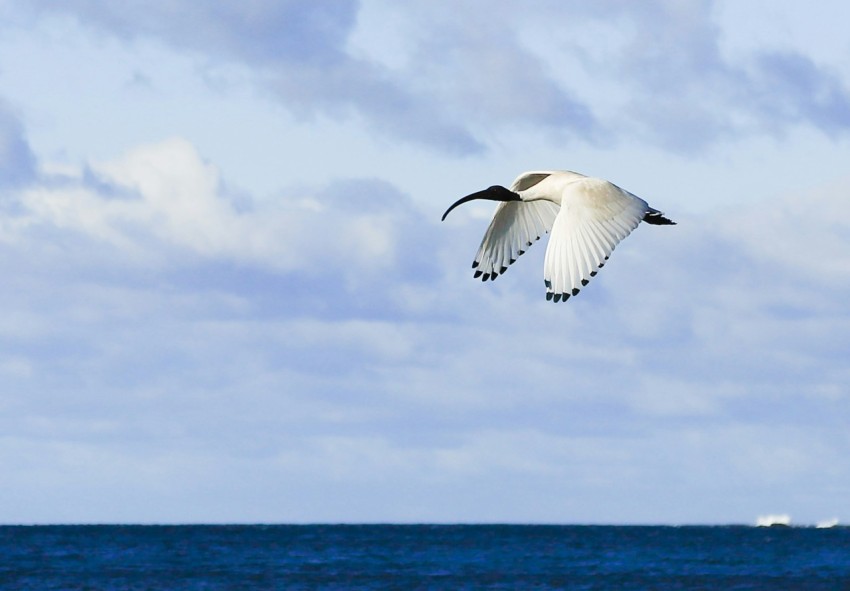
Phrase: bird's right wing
[
  {"left": 471, "top": 199, "right": 560, "bottom": 281},
  {"left": 543, "top": 179, "right": 647, "bottom": 301}
]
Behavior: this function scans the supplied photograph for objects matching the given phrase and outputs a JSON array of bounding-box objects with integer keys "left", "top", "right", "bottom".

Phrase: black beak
[{"left": 441, "top": 185, "right": 521, "bottom": 221}]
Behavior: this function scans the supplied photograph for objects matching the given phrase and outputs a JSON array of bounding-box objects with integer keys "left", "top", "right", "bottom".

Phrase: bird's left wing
[
  {"left": 472, "top": 199, "right": 560, "bottom": 281},
  {"left": 543, "top": 179, "right": 647, "bottom": 301}
]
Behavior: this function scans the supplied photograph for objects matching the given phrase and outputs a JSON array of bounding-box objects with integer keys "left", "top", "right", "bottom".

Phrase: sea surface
[{"left": 2, "top": 524, "right": 849, "bottom": 590}]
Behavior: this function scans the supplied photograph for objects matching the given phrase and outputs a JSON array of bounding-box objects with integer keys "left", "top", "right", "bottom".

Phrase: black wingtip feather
[
  {"left": 546, "top": 292, "right": 570, "bottom": 304},
  {"left": 643, "top": 211, "right": 676, "bottom": 225}
]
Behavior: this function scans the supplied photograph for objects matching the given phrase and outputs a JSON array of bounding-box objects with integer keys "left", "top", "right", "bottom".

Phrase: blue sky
[{"left": 1, "top": 0, "right": 850, "bottom": 524}]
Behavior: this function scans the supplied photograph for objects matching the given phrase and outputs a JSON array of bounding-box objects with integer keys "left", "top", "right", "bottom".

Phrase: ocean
[{"left": 2, "top": 524, "right": 849, "bottom": 590}]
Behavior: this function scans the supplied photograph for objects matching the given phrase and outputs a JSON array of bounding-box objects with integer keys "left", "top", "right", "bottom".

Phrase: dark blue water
[{"left": 2, "top": 525, "right": 849, "bottom": 590}]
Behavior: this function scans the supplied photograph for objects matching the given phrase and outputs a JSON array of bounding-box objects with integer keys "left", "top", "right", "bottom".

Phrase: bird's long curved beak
[
  {"left": 441, "top": 190, "right": 491, "bottom": 221},
  {"left": 441, "top": 186, "right": 520, "bottom": 221}
]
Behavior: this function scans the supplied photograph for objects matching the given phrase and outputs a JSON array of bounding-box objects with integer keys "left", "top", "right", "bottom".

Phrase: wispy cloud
[
  {"left": 17, "top": 1, "right": 850, "bottom": 156},
  {"left": 564, "top": 1, "right": 850, "bottom": 151},
  {"left": 747, "top": 50, "right": 850, "bottom": 137},
  {"left": 0, "top": 100, "right": 36, "bottom": 187},
  {"left": 21, "top": 0, "right": 484, "bottom": 155}
]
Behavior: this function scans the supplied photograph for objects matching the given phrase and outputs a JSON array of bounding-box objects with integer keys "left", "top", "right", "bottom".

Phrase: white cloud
[{"left": 9, "top": 138, "right": 434, "bottom": 283}]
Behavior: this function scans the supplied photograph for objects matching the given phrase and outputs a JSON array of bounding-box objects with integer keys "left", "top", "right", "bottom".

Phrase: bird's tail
[{"left": 643, "top": 208, "right": 676, "bottom": 225}]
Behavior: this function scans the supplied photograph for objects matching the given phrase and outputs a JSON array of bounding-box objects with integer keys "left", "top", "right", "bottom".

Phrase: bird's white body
[{"left": 443, "top": 170, "right": 674, "bottom": 302}]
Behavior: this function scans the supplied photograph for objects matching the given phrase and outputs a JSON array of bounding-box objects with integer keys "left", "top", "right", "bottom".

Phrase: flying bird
[{"left": 441, "top": 170, "right": 675, "bottom": 302}]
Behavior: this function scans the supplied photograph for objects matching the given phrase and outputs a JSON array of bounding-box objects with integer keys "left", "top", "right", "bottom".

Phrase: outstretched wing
[
  {"left": 543, "top": 179, "right": 648, "bottom": 302},
  {"left": 472, "top": 199, "right": 560, "bottom": 281}
]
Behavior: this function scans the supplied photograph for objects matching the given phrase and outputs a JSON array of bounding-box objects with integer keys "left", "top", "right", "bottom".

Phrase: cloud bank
[
  {"left": 18, "top": 0, "right": 850, "bottom": 155},
  {"left": 2, "top": 127, "right": 849, "bottom": 521}
]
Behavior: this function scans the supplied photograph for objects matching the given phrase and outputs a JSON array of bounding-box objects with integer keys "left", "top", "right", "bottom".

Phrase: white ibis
[{"left": 442, "top": 170, "right": 675, "bottom": 302}]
